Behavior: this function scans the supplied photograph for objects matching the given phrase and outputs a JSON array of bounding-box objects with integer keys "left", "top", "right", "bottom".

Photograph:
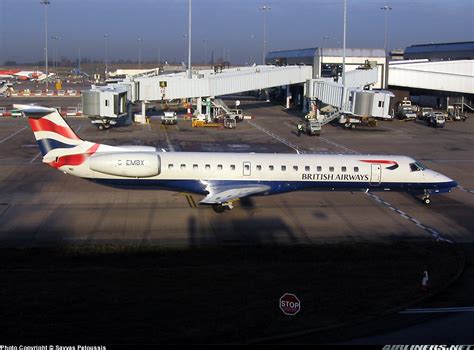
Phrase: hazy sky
[{"left": 0, "top": 0, "right": 473, "bottom": 65}]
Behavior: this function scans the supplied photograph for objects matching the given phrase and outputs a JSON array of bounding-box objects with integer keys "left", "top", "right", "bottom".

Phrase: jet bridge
[
  {"left": 304, "top": 66, "right": 394, "bottom": 131},
  {"left": 82, "top": 65, "right": 313, "bottom": 128}
]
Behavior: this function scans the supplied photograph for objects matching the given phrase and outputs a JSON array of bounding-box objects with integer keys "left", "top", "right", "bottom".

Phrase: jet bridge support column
[
  {"left": 286, "top": 85, "right": 291, "bottom": 109},
  {"left": 138, "top": 100, "right": 147, "bottom": 124},
  {"left": 196, "top": 97, "right": 202, "bottom": 116}
]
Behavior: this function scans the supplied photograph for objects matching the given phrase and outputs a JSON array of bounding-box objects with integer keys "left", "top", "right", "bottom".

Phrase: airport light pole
[
  {"left": 104, "top": 33, "right": 109, "bottom": 77},
  {"left": 342, "top": 0, "right": 347, "bottom": 111},
  {"left": 41, "top": 0, "right": 50, "bottom": 91},
  {"left": 259, "top": 5, "right": 271, "bottom": 65},
  {"left": 381, "top": 5, "right": 392, "bottom": 53},
  {"left": 137, "top": 38, "right": 142, "bottom": 69},
  {"left": 187, "top": 0, "right": 192, "bottom": 79}
]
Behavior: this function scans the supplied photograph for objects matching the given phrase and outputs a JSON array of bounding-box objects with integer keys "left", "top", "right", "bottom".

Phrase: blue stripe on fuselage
[{"left": 90, "top": 179, "right": 458, "bottom": 196}]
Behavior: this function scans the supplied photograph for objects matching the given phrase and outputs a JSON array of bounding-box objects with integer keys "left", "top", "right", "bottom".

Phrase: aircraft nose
[{"left": 429, "top": 170, "right": 457, "bottom": 187}]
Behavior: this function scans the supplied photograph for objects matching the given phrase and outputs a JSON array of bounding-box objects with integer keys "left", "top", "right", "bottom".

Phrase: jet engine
[{"left": 89, "top": 152, "right": 160, "bottom": 178}]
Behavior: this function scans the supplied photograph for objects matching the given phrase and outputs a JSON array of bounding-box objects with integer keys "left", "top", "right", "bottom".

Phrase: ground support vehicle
[{"left": 161, "top": 111, "right": 178, "bottom": 125}]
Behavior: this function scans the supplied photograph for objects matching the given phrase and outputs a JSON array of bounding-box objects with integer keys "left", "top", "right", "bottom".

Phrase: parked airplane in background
[
  {"left": 0, "top": 69, "right": 46, "bottom": 81},
  {"left": 19, "top": 105, "right": 457, "bottom": 213}
]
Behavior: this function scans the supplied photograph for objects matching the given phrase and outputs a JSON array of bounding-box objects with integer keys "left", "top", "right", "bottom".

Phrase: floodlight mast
[
  {"left": 259, "top": 5, "right": 271, "bottom": 65},
  {"left": 188, "top": 0, "right": 192, "bottom": 79},
  {"left": 41, "top": 0, "right": 51, "bottom": 91}
]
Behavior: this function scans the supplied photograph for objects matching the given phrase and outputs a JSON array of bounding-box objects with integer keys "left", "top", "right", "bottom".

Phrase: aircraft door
[
  {"left": 243, "top": 161, "right": 251, "bottom": 176},
  {"left": 370, "top": 164, "right": 381, "bottom": 185}
]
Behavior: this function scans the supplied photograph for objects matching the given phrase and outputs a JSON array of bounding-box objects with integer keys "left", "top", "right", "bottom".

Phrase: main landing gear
[{"left": 212, "top": 201, "right": 235, "bottom": 213}]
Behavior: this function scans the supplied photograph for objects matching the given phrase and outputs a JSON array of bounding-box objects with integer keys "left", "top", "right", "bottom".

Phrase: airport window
[
  {"left": 281, "top": 165, "right": 286, "bottom": 171},
  {"left": 180, "top": 164, "right": 186, "bottom": 170},
  {"left": 329, "top": 166, "right": 334, "bottom": 172},
  {"left": 341, "top": 166, "right": 347, "bottom": 172},
  {"left": 378, "top": 101, "right": 384, "bottom": 108},
  {"left": 217, "top": 164, "right": 223, "bottom": 170},
  {"left": 230, "top": 164, "right": 236, "bottom": 170},
  {"left": 168, "top": 164, "right": 174, "bottom": 170},
  {"left": 293, "top": 166, "right": 298, "bottom": 171},
  {"left": 205, "top": 164, "right": 210, "bottom": 170},
  {"left": 193, "top": 164, "right": 198, "bottom": 170},
  {"left": 354, "top": 166, "right": 359, "bottom": 173},
  {"left": 105, "top": 100, "right": 109, "bottom": 107},
  {"left": 317, "top": 166, "right": 322, "bottom": 172},
  {"left": 269, "top": 165, "right": 274, "bottom": 171},
  {"left": 256, "top": 165, "right": 262, "bottom": 171},
  {"left": 305, "top": 166, "right": 310, "bottom": 172}
]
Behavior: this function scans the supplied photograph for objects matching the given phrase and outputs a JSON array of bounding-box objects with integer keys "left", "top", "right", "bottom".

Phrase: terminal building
[{"left": 387, "top": 41, "right": 474, "bottom": 111}]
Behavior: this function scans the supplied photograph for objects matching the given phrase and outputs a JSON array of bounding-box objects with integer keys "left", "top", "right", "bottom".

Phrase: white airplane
[
  {"left": 20, "top": 105, "right": 457, "bottom": 213},
  {"left": 0, "top": 69, "right": 45, "bottom": 81}
]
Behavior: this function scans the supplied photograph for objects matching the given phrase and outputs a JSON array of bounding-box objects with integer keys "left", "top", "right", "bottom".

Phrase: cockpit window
[{"left": 409, "top": 161, "right": 426, "bottom": 172}]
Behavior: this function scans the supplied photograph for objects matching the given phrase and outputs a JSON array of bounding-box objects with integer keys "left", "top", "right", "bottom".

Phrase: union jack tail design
[{"left": 18, "top": 105, "right": 99, "bottom": 169}]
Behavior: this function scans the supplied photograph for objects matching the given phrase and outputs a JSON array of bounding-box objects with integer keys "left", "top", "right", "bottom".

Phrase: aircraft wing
[{"left": 199, "top": 183, "right": 271, "bottom": 204}]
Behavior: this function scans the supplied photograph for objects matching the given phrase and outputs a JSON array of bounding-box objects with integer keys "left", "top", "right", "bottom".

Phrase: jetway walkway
[
  {"left": 83, "top": 65, "right": 312, "bottom": 128},
  {"left": 389, "top": 60, "right": 474, "bottom": 94}
]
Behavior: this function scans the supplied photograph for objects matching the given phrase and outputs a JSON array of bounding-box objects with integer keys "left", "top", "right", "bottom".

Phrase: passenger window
[
  {"left": 217, "top": 164, "right": 223, "bottom": 170},
  {"left": 329, "top": 166, "right": 334, "bottom": 172},
  {"left": 193, "top": 164, "right": 198, "bottom": 170},
  {"left": 341, "top": 166, "right": 346, "bottom": 172},
  {"left": 180, "top": 164, "right": 186, "bottom": 170},
  {"left": 256, "top": 165, "right": 262, "bottom": 171},
  {"left": 293, "top": 166, "right": 298, "bottom": 171},
  {"left": 317, "top": 166, "right": 322, "bottom": 172},
  {"left": 281, "top": 165, "right": 286, "bottom": 171},
  {"left": 205, "top": 164, "right": 210, "bottom": 170},
  {"left": 230, "top": 164, "right": 235, "bottom": 170},
  {"left": 168, "top": 164, "right": 174, "bottom": 170},
  {"left": 305, "top": 166, "right": 310, "bottom": 171},
  {"left": 269, "top": 165, "right": 274, "bottom": 171},
  {"left": 244, "top": 164, "right": 250, "bottom": 171},
  {"left": 354, "top": 166, "right": 359, "bottom": 172}
]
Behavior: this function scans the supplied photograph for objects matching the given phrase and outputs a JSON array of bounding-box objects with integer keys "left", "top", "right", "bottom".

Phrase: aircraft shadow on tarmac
[{"left": 187, "top": 214, "right": 300, "bottom": 246}]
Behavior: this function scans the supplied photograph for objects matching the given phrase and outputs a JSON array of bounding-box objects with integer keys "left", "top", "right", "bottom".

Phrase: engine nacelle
[{"left": 89, "top": 152, "right": 160, "bottom": 178}]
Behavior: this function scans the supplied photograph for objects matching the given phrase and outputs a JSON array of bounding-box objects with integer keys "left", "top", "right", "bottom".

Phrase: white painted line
[
  {"left": 161, "top": 125, "right": 175, "bottom": 152},
  {"left": 319, "top": 136, "right": 360, "bottom": 155},
  {"left": 247, "top": 120, "right": 303, "bottom": 154},
  {"left": 29, "top": 152, "right": 41, "bottom": 163},
  {"left": 400, "top": 307, "right": 474, "bottom": 314},
  {"left": 365, "top": 192, "right": 452, "bottom": 243},
  {"left": 0, "top": 126, "right": 28, "bottom": 145},
  {"left": 458, "top": 186, "right": 474, "bottom": 195}
]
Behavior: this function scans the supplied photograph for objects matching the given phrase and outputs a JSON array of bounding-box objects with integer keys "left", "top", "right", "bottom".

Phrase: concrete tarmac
[{"left": 0, "top": 97, "right": 473, "bottom": 246}]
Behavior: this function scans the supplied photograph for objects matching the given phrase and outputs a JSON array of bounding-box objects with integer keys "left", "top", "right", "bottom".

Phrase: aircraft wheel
[
  {"left": 98, "top": 125, "right": 105, "bottom": 130},
  {"left": 212, "top": 204, "right": 226, "bottom": 213},
  {"left": 422, "top": 197, "right": 431, "bottom": 205}
]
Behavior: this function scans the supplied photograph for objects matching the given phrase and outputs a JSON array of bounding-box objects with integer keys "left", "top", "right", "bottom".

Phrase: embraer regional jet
[{"left": 21, "top": 105, "right": 457, "bottom": 213}]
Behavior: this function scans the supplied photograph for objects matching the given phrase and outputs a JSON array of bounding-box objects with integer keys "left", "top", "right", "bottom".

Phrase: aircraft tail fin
[{"left": 18, "top": 105, "right": 98, "bottom": 167}]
